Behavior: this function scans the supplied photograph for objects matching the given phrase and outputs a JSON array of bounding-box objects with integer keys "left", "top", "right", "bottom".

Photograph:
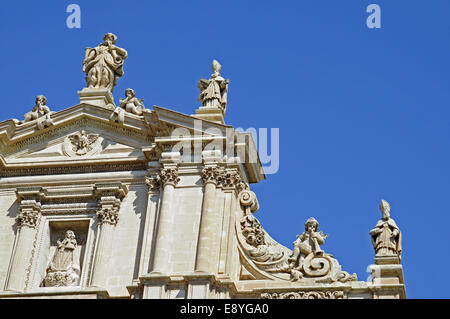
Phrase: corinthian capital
[
  {"left": 145, "top": 174, "right": 162, "bottom": 192},
  {"left": 16, "top": 209, "right": 40, "bottom": 229},
  {"left": 160, "top": 167, "right": 180, "bottom": 186},
  {"left": 96, "top": 207, "right": 119, "bottom": 226},
  {"left": 202, "top": 166, "right": 221, "bottom": 185}
]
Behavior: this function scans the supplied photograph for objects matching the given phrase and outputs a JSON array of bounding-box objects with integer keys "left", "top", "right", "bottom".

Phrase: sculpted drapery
[{"left": 83, "top": 33, "right": 128, "bottom": 93}]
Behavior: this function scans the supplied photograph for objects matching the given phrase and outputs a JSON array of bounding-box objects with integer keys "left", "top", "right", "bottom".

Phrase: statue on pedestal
[
  {"left": 198, "top": 59, "right": 229, "bottom": 114},
  {"left": 44, "top": 230, "right": 80, "bottom": 287},
  {"left": 82, "top": 33, "right": 128, "bottom": 93},
  {"left": 370, "top": 200, "right": 402, "bottom": 259}
]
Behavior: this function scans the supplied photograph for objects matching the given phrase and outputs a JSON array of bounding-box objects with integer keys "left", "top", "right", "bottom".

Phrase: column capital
[
  {"left": 15, "top": 201, "right": 41, "bottom": 229},
  {"left": 202, "top": 166, "right": 222, "bottom": 186},
  {"left": 160, "top": 167, "right": 180, "bottom": 187},
  {"left": 96, "top": 206, "right": 120, "bottom": 226},
  {"left": 146, "top": 174, "right": 162, "bottom": 192}
]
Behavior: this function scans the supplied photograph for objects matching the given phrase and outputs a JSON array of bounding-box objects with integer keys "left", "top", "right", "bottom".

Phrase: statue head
[
  {"left": 379, "top": 200, "right": 391, "bottom": 219},
  {"left": 211, "top": 59, "right": 222, "bottom": 78},
  {"left": 304, "top": 217, "right": 319, "bottom": 233},
  {"left": 103, "top": 33, "right": 117, "bottom": 46},
  {"left": 125, "top": 88, "right": 135, "bottom": 98},
  {"left": 65, "top": 230, "right": 75, "bottom": 240},
  {"left": 35, "top": 95, "right": 47, "bottom": 106}
]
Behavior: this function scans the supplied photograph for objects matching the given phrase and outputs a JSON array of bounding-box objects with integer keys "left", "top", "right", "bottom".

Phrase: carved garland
[{"left": 261, "top": 291, "right": 346, "bottom": 299}]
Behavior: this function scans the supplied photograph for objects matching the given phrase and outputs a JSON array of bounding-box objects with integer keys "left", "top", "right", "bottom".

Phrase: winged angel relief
[
  {"left": 62, "top": 131, "right": 102, "bottom": 157},
  {"left": 237, "top": 187, "right": 357, "bottom": 283}
]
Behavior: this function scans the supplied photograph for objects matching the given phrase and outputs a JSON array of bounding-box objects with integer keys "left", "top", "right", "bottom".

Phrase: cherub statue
[
  {"left": 198, "top": 59, "right": 229, "bottom": 114},
  {"left": 68, "top": 130, "right": 99, "bottom": 155},
  {"left": 21, "top": 95, "right": 53, "bottom": 124},
  {"left": 83, "top": 33, "right": 128, "bottom": 93},
  {"left": 288, "top": 217, "right": 328, "bottom": 270},
  {"left": 119, "top": 88, "right": 145, "bottom": 115},
  {"left": 110, "top": 88, "right": 145, "bottom": 124},
  {"left": 370, "top": 200, "right": 402, "bottom": 259}
]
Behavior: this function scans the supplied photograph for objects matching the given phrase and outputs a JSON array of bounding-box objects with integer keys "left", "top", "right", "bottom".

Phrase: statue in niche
[
  {"left": 82, "top": 33, "right": 128, "bottom": 93},
  {"left": 20, "top": 95, "right": 54, "bottom": 129},
  {"left": 288, "top": 217, "right": 328, "bottom": 272},
  {"left": 111, "top": 88, "right": 145, "bottom": 123},
  {"left": 370, "top": 200, "right": 402, "bottom": 259},
  {"left": 44, "top": 230, "right": 81, "bottom": 287},
  {"left": 198, "top": 59, "right": 229, "bottom": 114}
]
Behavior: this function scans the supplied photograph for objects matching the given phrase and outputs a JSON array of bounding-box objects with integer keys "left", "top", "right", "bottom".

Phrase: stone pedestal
[
  {"left": 193, "top": 106, "right": 225, "bottom": 124},
  {"left": 369, "top": 255, "right": 405, "bottom": 299},
  {"left": 78, "top": 88, "right": 115, "bottom": 109}
]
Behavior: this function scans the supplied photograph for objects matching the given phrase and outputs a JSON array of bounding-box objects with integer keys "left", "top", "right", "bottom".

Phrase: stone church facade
[{"left": 0, "top": 34, "right": 405, "bottom": 299}]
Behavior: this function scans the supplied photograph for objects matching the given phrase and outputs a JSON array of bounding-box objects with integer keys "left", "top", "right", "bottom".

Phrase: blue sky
[{"left": 1, "top": 0, "right": 449, "bottom": 298}]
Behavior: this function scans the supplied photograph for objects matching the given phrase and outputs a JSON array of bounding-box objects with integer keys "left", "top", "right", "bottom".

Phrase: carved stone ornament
[
  {"left": 83, "top": 33, "right": 128, "bottom": 93},
  {"left": 236, "top": 187, "right": 357, "bottom": 283},
  {"left": 370, "top": 200, "right": 402, "bottom": 259},
  {"left": 44, "top": 230, "right": 81, "bottom": 287},
  {"left": 202, "top": 166, "right": 221, "bottom": 185},
  {"left": 261, "top": 291, "right": 346, "bottom": 299},
  {"left": 198, "top": 59, "right": 229, "bottom": 114},
  {"left": 15, "top": 209, "right": 40, "bottom": 229},
  {"left": 111, "top": 88, "right": 146, "bottom": 124},
  {"left": 20, "top": 95, "right": 54, "bottom": 130},
  {"left": 96, "top": 207, "right": 119, "bottom": 226},
  {"left": 146, "top": 174, "right": 162, "bottom": 192},
  {"left": 160, "top": 168, "right": 181, "bottom": 186},
  {"left": 63, "top": 130, "right": 102, "bottom": 157}
]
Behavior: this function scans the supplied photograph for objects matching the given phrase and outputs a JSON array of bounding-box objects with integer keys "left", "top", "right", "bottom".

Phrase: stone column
[
  {"left": 195, "top": 150, "right": 222, "bottom": 273},
  {"left": 151, "top": 152, "right": 181, "bottom": 274},
  {"left": 6, "top": 189, "right": 42, "bottom": 292},
  {"left": 90, "top": 183, "right": 127, "bottom": 288}
]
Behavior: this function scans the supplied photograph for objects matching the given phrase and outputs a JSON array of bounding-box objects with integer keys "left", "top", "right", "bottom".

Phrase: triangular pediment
[{"left": 0, "top": 104, "right": 156, "bottom": 174}]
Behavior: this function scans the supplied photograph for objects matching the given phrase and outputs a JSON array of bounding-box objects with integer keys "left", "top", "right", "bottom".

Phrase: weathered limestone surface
[{"left": 0, "top": 34, "right": 405, "bottom": 299}]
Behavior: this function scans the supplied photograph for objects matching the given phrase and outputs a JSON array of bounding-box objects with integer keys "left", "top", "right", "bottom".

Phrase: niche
[{"left": 38, "top": 220, "right": 90, "bottom": 288}]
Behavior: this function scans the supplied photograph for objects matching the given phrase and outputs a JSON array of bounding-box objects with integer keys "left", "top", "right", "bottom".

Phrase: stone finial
[
  {"left": 82, "top": 33, "right": 128, "bottom": 93},
  {"left": 370, "top": 199, "right": 402, "bottom": 260}
]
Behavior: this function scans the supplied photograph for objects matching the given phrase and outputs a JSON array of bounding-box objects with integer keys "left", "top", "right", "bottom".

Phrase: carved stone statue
[
  {"left": 370, "top": 200, "right": 402, "bottom": 259},
  {"left": 198, "top": 59, "right": 229, "bottom": 114},
  {"left": 21, "top": 95, "right": 54, "bottom": 129},
  {"left": 110, "top": 88, "right": 145, "bottom": 124},
  {"left": 44, "top": 230, "right": 81, "bottom": 287},
  {"left": 289, "top": 217, "right": 328, "bottom": 264},
  {"left": 82, "top": 33, "right": 128, "bottom": 93}
]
